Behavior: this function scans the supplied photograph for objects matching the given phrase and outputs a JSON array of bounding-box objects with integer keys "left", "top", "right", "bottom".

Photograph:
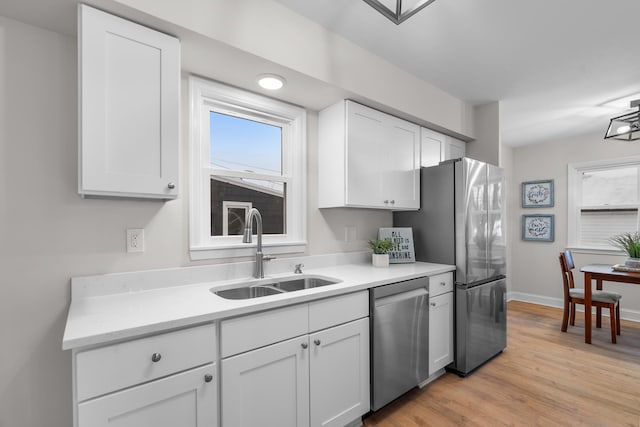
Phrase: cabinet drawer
[
  {"left": 221, "top": 304, "right": 309, "bottom": 358},
  {"left": 76, "top": 323, "right": 215, "bottom": 401},
  {"left": 309, "top": 291, "right": 369, "bottom": 332},
  {"left": 429, "top": 272, "right": 454, "bottom": 297}
]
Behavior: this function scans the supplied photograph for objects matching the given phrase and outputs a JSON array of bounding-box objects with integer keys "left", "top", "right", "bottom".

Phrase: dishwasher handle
[{"left": 374, "top": 287, "right": 428, "bottom": 308}]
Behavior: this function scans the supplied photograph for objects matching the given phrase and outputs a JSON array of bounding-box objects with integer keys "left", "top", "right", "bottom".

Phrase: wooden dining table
[{"left": 580, "top": 264, "right": 640, "bottom": 344}]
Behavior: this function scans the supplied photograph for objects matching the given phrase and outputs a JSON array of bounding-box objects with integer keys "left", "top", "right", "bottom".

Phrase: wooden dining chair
[{"left": 559, "top": 249, "right": 621, "bottom": 343}]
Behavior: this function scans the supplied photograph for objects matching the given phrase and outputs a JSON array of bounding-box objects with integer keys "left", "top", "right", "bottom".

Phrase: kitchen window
[
  {"left": 568, "top": 156, "right": 640, "bottom": 253},
  {"left": 189, "top": 76, "right": 307, "bottom": 260}
]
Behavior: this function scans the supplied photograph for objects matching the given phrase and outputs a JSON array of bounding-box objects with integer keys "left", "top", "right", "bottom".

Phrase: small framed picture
[
  {"left": 522, "top": 179, "right": 554, "bottom": 208},
  {"left": 522, "top": 214, "right": 554, "bottom": 242},
  {"left": 378, "top": 227, "right": 415, "bottom": 263}
]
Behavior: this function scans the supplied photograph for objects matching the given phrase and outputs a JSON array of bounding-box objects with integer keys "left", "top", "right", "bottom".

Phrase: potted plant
[
  {"left": 368, "top": 239, "right": 397, "bottom": 267},
  {"left": 609, "top": 231, "right": 640, "bottom": 268}
]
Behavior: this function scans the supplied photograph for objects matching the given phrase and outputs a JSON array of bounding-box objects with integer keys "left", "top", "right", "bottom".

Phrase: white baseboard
[{"left": 508, "top": 291, "right": 640, "bottom": 323}]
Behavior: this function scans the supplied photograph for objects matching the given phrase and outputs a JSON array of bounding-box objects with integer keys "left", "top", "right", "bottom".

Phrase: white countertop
[{"left": 62, "top": 257, "right": 454, "bottom": 350}]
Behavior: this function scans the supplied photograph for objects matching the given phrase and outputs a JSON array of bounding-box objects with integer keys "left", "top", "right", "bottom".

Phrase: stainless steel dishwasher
[{"left": 370, "top": 277, "right": 429, "bottom": 411}]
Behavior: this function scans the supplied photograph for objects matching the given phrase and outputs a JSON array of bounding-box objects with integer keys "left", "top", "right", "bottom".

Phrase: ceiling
[
  {"left": 2, "top": 0, "right": 640, "bottom": 147},
  {"left": 272, "top": 0, "right": 640, "bottom": 146}
]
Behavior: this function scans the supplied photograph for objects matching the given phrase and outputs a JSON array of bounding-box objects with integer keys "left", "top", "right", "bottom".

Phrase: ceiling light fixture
[
  {"left": 604, "top": 100, "right": 640, "bottom": 141},
  {"left": 362, "top": 0, "right": 437, "bottom": 25},
  {"left": 257, "top": 74, "right": 285, "bottom": 90}
]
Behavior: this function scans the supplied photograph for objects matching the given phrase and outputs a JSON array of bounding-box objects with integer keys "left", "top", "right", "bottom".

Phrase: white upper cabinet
[
  {"left": 78, "top": 5, "right": 180, "bottom": 199},
  {"left": 319, "top": 100, "right": 420, "bottom": 210},
  {"left": 420, "top": 127, "right": 466, "bottom": 167}
]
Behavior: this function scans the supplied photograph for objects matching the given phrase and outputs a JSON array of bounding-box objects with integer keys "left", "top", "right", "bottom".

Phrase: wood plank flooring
[{"left": 363, "top": 301, "right": 640, "bottom": 427}]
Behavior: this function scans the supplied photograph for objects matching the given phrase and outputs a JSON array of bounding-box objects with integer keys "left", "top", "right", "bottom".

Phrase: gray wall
[
  {"left": 509, "top": 131, "right": 640, "bottom": 319},
  {"left": 0, "top": 16, "right": 389, "bottom": 427},
  {"left": 468, "top": 101, "right": 501, "bottom": 165}
]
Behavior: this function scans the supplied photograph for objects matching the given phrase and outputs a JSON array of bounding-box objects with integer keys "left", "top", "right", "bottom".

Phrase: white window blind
[
  {"left": 568, "top": 156, "right": 640, "bottom": 251},
  {"left": 579, "top": 209, "right": 638, "bottom": 246}
]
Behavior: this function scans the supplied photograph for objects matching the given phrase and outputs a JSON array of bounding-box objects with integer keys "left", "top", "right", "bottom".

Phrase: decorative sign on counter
[{"left": 379, "top": 227, "right": 415, "bottom": 263}]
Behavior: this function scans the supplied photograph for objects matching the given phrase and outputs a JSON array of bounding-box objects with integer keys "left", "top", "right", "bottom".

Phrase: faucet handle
[{"left": 294, "top": 263, "right": 304, "bottom": 274}]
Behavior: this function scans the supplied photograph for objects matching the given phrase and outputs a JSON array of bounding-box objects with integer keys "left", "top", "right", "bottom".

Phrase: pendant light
[
  {"left": 604, "top": 100, "right": 640, "bottom": 141},
  {"left": 362, "top": 0, "right": 437, "bottom": 25}
]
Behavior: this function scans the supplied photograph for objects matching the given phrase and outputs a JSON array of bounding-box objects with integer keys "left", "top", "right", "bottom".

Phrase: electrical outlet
[
  {"left": 344, "top": 226, "right": 357, "bottom": 242},
  {"left": 126, "top": 228, "right": 145, "bottom": 253}
]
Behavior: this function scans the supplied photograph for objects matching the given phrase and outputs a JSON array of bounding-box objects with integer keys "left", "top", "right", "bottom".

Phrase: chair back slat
[{"left": 559, "top": 251, "right": 575, "bottom": 303}]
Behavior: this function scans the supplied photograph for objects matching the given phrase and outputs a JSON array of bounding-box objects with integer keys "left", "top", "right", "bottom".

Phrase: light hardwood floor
[{"left": 363, "top": 301, "right": 640, "bottom": 427}]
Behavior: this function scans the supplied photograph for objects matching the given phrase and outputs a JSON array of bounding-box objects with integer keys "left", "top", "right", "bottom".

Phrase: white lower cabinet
[
  {"left": 220, "top": 291, "right": 370, "bottom": 427},
  {"left": 221, "top": 336, "right": 310, "bottom": 427},
  {"left": 78, "top": 364, "right": 216, "bottom": 427},
  {"left": 72, "top": 323, "right": 217, "bottom": 427},
  {"left": 428, "top": 291, "right": 454, "bottom": 375},
  {"left": 310, "top": 318, "right": 370, "bottom": 427}
]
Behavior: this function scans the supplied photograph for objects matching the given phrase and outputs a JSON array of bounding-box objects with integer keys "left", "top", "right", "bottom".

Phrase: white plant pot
[{"left": 372, "top": 253, "right": 389, "bottom": 268}]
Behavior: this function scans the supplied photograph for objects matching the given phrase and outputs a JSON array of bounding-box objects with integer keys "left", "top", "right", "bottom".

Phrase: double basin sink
[{"left": 212, "top": 275, "right": 341, "bottom": 300}]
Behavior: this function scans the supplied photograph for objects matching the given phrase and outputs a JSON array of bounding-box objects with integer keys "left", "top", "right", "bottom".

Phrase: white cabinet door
[
  {"left": 77, "top": 364, "right": 216, "bottom": 427},
  {"left": 421, "top": 127, "right": 445, "bottom": 167},
  {"left": 346, "top": 101, "right": 387, "bottom": 207},
  {"left": 444, "top": 136, "right": 466, "bottom": 160},
  {"left": 319, "top": 100, "right": 420, "bottom": 210},
  {"left": 385, "top": 115, "right": 420, "bottom": 209},
  {"left": 421, "top": 127, "right": 466, "bottom": 167},
  {"left": 310, "top": 318, "right": 370, "bottom": 427},
  {"left": 78, "top": 5, "right": 180, "bottom": 199},
  {"left": 429, "top": 292, "right": 454, "bottom": 375},
  {"left": 221, "top": 336, "right": 310, "bottom": 427}
]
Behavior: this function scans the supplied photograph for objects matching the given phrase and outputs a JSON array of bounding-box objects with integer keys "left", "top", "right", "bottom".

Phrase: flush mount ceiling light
[
  {"left": 256, "top": 74, "right": 286, "bottom": 90},
  {"left": 604, "top": 99, "right": 640, "bottom": 141},
  {"left": 362, "top": 0, "right": 438, "bottom": 25}
]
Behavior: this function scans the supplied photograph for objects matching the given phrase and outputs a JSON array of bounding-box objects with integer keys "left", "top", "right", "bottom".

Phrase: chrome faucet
[{"left": 242, "top": 208, "right": 274, "bottom": 278}]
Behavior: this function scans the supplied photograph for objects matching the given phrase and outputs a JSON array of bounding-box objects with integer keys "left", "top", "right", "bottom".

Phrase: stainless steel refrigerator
[{"left": 394, "top": 157, "right": 507, "bottom": 376}]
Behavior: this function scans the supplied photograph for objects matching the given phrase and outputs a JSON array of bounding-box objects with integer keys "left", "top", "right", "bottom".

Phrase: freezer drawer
[{"left": 452, "top": 278, "right": 507, "bottom": 376}]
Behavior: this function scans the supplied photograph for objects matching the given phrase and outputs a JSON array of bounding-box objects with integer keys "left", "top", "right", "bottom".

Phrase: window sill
[
  {"left": 190, "top": 241, "right": 307, "bottom": 261},
  {"left": 566, "top": 245, "right": 626, "bottom": 256}
]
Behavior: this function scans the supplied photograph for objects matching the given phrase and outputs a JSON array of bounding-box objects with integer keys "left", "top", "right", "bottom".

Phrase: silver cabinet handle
[
  {"left": 204, "top": 374, "right": 213, "bottom": 383},
  {"left": 301, "top": 342, "right": 308, "bottom": 349},
  {"left": 383, "top": 200, "right": 389, "bottom": 204},
  {"left": 314, "top": 339, "right": 321, "bottom": 346},
  {"left": 390, "top": 200, "right": 395, "bottom": 204},
  {"left": 430, "top": 302, "right": 436, "bottom": 307},
  {"left": 167, "top": 182, "right": 176, "bottom": 189},
  {"left": 151, "top": 353, "right": 162, "bottom": 362},
  {"left": 440, "top": 282, "right": 447, "bottom": 286}
]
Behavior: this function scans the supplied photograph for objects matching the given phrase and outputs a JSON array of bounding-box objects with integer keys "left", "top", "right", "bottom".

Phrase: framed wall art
[
  {"left": 522, "top": 214, "right": 554, "bottom": 242},
  {"left": 522, "top": 179, "right": 554, "bottom": 208}
]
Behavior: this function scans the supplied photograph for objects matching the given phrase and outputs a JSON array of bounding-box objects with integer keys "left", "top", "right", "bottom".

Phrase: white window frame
[
  {"left": 189, "top": 76, "right": 307, "bottom": 260},
  {"left": 222, "top": 201, "right": 252, "bottom": 236},
  {"left": 567, "top": 155, "right": 640, "bottom": 254}
]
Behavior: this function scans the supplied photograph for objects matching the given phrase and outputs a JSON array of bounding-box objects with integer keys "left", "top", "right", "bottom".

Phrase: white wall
[
  {"left": 509, "top": 131, "right": 640, "bottom": 320},
  {"left": 0, "top": 16, "right": 390, "bottom": 427},
  {"left": 106, "top": 0, "right": 475, "bottom": 139},
  {"left": 468, "top": 101, "right": 501, "bottom": 165}
]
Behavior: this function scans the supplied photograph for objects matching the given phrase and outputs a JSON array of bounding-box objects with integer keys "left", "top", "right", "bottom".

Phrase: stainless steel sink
[
  {"left": 212, "top": 275, "right": 341, "bottom": 300},
  {"left": 270, "top": 277, "right": 337, "bottom": 292},
  {"left": 214, "top": 285, "right": 285, "bottom": 300}
]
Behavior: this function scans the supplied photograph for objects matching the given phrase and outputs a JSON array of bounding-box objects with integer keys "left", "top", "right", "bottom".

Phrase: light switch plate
[{"left": 126, "top": 228, "right": 144, "bottom": 253}]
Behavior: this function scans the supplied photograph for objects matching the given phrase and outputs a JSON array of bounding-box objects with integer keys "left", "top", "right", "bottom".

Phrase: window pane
[
  {"left": 580, "top": 209, "right": 638, "bottom": 246},
  {"left": 210, "top": 177, "right": 285, "bottom": 236},
  {"left": 581, "top": 167, "right": 638, "bottom": 206},
  {"left": 210, "top": 112, "right": 282, "bottom": 176}
]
